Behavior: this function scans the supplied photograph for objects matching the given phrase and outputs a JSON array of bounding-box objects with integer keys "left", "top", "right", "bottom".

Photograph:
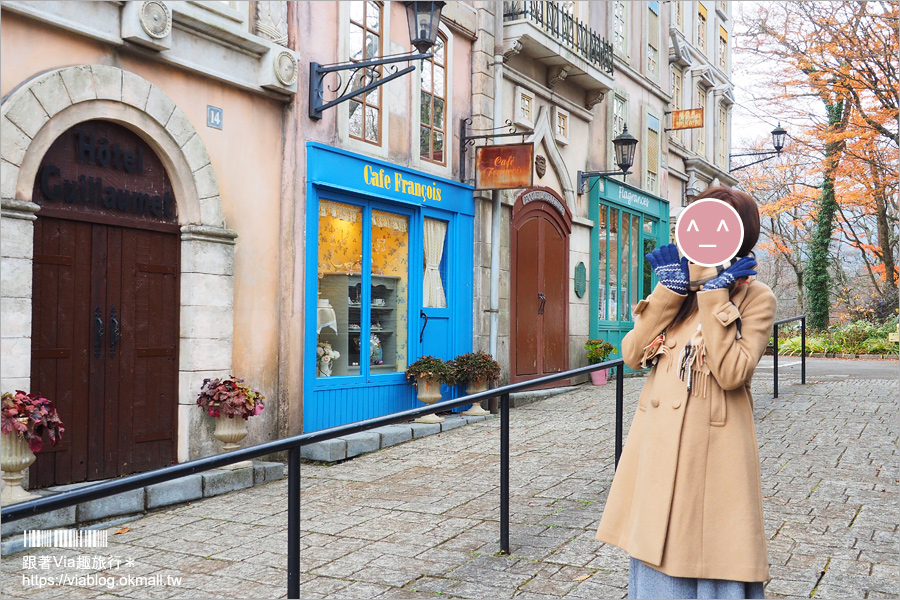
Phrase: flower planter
[
  {"left": 414, "top": 377, "right": 445, "bottom": 424},
  {"left": 213, "top": 416, "right": 252, "bottom": 470},
  {"left": 462, "top": 379, "right": 491, "bottom": 416},
  {"left": 590, "top": 369, "right": 608, "bottom": 386},
  {"left": 1, "top": 433, "right": 38, "bottom": 505}
]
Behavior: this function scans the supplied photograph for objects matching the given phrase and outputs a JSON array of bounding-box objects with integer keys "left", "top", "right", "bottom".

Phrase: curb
[
  {"left": 301, "top": 414, "right": 496, "bottom": 463},
  {"left": 0, "top": 460, "right": 284, "bottom": 555}
]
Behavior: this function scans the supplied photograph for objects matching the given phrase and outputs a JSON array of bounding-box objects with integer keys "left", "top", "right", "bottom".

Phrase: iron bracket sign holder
[
  {"left": 459, "top": 118, "right": 533, "bottom": 183},
  {"left": 310, "top": 51, "right": 433, "bottom": 120},
  {"left": 576, "top": 169, "right": 632, "bottom": 195}
]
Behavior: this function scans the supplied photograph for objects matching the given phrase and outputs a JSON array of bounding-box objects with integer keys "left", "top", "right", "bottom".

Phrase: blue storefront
[
  {"left": 588, "top": 176, "right": 670, "bottom": 369},
  {"left": 303, "top": 143, "right": 474, "bottom": 432}
]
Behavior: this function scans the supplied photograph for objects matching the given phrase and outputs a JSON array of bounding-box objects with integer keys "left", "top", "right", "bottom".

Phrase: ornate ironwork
[
  {"left": 503, "top": 1, "right": 614, "bottom": 76},
  {"left": 309, "top": 51, "right": 432, "bottom": 120}
]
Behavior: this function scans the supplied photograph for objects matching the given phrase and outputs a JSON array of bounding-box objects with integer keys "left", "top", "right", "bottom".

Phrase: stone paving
[{"left": 0, "top": 369, "right": 897, "bottom": 599}]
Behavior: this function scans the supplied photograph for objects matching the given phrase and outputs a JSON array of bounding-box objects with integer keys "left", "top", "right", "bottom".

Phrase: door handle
[
  {"left": 538, "top": 293, "right": 546, "bottom": 315},
  {"left": 419, "top": 310, "right": 428, "bottom": 343},
  {"left": 109, "top": 306, "right": 120, "bottom": 358},
  {"left": 94, "top": 307, "right": 104, "bottom": 359}
]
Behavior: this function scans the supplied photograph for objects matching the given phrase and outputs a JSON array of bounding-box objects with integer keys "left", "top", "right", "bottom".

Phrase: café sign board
[
  {"left": 670, "top": 108, "right": 704, "bottom": 130},
  {"left": 475, "top": 143, "right": 534, "bottom": 190}
]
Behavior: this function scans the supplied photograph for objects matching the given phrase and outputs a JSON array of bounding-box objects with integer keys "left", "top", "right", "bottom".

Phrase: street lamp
[
  {"left": 309, "top": 1, "right": 446, "bottom": 120},
  {"left": 729, "top": 123, "right": 788, "bottom": 172},
  {"left": 577, "top": 126, "right": 640, "bottom": 194}
]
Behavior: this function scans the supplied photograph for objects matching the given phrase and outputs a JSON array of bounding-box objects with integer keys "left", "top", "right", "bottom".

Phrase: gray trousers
[{"left": 629, "top": 557, "right": 766, "bottom": 599}]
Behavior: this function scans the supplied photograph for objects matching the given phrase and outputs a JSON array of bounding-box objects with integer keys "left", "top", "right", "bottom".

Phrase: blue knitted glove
[
  {"left": 701, "top": 255, "right": 758, "bottom": 290},
  {"left": 646, "top": 243, "right": 689, "bottom": 295}
]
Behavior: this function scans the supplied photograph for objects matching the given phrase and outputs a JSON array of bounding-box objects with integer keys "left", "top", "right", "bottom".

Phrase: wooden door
[
  {"left": 30, "top": 217, "right": 179, "bottom": 487},
  {"left": 510, "top": 193, "right": 571, "bottom": 384}
]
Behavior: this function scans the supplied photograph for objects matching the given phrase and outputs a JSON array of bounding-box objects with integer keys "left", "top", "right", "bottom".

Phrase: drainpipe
[{"left": 489, "top": 1, "right": 504, "bottom": 361}]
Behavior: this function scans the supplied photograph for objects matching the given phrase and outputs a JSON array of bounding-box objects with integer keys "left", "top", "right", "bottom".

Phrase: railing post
[
  {"left": 801, "top": 316, "right": 806, "bottom": 385},
  {"left": 615, "top": 363, "right": 624, "bottom": 470},
  {"left": 773, "top": 324, "right": 779, "bottom": 399},
  {"left": 287, "top": 446, "right": 301, "bottom": 599},
  {"left": 500, "top": 392, "right": 510, "bottom": 555}
]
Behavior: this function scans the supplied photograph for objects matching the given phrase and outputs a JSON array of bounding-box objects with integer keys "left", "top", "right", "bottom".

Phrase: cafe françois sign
[
  {"left": 34, "top": 120, "right": 177, "bottom": 225},
  {"left": 670, "top": 108, "right": 704, "bottom": 131},
  {"left": 475, "top": 143, "right": 534, "bottom": 190}
]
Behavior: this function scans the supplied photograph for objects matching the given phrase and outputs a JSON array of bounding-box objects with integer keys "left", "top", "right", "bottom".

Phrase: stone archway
[{"left": 1, "top": 65, "right": 236, "bottom": 465}]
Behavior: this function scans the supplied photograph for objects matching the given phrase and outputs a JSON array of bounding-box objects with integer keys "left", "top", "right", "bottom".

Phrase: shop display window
[{"left": 315, "top": 200, "right": 410, "bottom": 378}]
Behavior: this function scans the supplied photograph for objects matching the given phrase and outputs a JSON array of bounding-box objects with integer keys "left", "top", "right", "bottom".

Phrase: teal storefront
[
  {"left": 304, "top": 143, "right": 474, "bottom": 432},
  {"left": 588, "top": 177, "right": 670, "bottom": 368}
]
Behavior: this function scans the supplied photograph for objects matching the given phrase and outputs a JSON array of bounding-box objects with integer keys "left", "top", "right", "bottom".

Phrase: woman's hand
[
  {"left": 701, "top": 255, "right": 758, "bottom": 291},
  {"left": 646, "top": 243, "right": 689, "bottom": 295}
]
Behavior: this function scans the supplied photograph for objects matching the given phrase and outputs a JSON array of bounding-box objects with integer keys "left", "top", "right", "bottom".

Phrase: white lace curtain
[{"left": 423, "top": 218, "right": 447, "bottom": 308}]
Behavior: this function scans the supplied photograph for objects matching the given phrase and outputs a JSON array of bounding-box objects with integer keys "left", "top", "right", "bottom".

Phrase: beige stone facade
[{"left": 0, "top": 2, "right": 295, "bottom": 472}]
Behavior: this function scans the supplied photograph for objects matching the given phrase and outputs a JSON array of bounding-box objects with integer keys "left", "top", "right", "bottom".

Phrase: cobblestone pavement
[{"left": 1, "top": 370, "right": 897, "bottom": 599}]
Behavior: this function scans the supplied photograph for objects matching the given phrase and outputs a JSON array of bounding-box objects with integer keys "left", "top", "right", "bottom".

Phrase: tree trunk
[{"left": 805, "top": 100, "right": 844, "bottom": 330}]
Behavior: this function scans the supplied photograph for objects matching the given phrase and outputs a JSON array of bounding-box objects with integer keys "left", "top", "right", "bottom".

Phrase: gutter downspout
[{"left": 489, "top": 1, "right": 504, "bottom": 361}]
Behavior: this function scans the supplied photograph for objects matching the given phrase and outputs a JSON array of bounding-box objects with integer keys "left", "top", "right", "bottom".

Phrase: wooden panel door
[
  {"left": 511, "top": 205, "right": 570, "bottom": 384},
  {"left": 30, "top": 217, "right": 179, "bottom": 487}
]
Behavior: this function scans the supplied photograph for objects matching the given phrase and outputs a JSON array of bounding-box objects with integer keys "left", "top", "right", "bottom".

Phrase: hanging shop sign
[
  {"left": 475, "top": 143, "right": 534, "bottom": 191},
  {"left": 33, "top": 120, "right": 177, "bottom": 225},
  {"left": 670, "top": 108, "right": 704, "bottom": 130}
]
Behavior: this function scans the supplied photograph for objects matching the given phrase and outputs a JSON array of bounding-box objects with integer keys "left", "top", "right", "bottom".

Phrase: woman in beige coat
[{"left": 596, "top": 187, "right": 776, "bottom": 599}]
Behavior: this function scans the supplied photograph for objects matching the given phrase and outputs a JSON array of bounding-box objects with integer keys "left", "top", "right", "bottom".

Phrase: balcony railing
[{"left": 503, "top": 1, "right": 614, "bottom": 76}]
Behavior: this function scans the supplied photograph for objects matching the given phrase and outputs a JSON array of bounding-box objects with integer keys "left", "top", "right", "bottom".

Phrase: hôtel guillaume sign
[{"left": 475, "top": 143, "right": 534, "bottom": 191}]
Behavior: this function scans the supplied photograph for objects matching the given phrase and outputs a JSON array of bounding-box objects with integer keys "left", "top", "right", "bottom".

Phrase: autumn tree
[{"left": 738, "top": 1, "right": 899, "bottom": 328}]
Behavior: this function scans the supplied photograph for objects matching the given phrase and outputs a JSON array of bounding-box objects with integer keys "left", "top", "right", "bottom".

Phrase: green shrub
[{"left": 862, "top": 337, "right": 898, "bottom": 355}]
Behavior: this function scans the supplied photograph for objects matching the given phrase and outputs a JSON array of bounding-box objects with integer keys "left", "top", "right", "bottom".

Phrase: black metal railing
[
  {"left": 772, "top": 315, "right": 806, "bottom": 398},
  {"left": 1, "top": 358, "right": 625, "bottom": 599},
  {"left": 503, "top": 1, "right": 614, "bottom": 75}
]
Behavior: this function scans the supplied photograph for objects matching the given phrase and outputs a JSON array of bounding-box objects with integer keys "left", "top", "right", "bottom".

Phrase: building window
[
  {"left": 716, "top": 104, "right": 728, "bottom": 168},
  {"left": 719, "top": 1, "right": 728, "bottom": 15},
  {"left": 553, "top": 106, "right": 570, "bottom": 145},
  {"left": 613, "top": 1, "right": 627, "bottom": 57},
  {"left": 348, "top": 1, "right": 383, "bottom": 144},
  {"left": 420, "top": 33, "right": 447, "bottom": 164},
  {"left": 612, "top": 94, "right": 627, "bottom": 166},
  {"left": 647, "top": 2, "right": 659, "bottom": 78},
  {"left": 670, "top": 66, "right": 683, "bottom": 143},
  {"left": 719, "top": 26, "right": 728, "bottom": 71},
  {"left": 646, "top": 115, "right": 660, "bottom": 193},
  {"left": 673, "top": 1, "right": 683, "bottom": 31},
  {"left": 697, "top": 86, "right": 707, "bottom": 157},
  {"left": 697, "top": 3, "right": 707, "bottom": 53},
  {"left": 514, "top": 87, "right": 535, "bottom": 129}
]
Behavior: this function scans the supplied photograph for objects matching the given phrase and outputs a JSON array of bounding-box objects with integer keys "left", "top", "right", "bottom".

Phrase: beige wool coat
[{"left": 595, "top": 264, "right": 777, "bottom": 583}]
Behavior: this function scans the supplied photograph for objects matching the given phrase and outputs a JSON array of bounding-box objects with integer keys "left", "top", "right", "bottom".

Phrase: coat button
[
  {"left": 672, "top": 399, "right": 681, "bottom": 409},
  {"left": 650, "top": 398, "right": 659, "bottom": 408}
]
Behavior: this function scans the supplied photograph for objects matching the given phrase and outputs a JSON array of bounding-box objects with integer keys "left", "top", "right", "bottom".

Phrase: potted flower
[
  {"left": 196, "top": 377, "right": 265, "bottom": 460},
  {"left": 585, "top": 339, "right": 617, "bottom": 385},
  {"left": 1, "top": 391, "right": 65, "bottom": 504},
  {"left": 405, "top": 356, "right": 454, "bottom": 424},
  {"left": 451, "top": 351, "right": 501, "bottom": 416},
  {"left": 316, "top": 341, "right": 340, "bottom": 377}
]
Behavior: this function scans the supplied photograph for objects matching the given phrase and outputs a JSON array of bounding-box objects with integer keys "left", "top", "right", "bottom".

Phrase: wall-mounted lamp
[
  {"left": 729, "top": 123, "right": 787, "bottom": 172},
  {"left": 577, "top": 126, "right": 639, "bottom": 194},
  {"left": 309, "top": 2, "right": 446, "bottom": 120}
]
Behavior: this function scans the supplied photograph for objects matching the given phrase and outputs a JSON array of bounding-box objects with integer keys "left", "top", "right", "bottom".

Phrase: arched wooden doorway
[
  {"left": 29, "top": 120, "right": 180, "bottom": 487},
  {"left": 510, "top": 188, "right": 572, "bottom": 384}
]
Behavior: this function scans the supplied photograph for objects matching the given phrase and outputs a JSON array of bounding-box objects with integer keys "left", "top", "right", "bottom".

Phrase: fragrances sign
[{"left": 475, "top": 143, "right": 534, "bottom": 190}]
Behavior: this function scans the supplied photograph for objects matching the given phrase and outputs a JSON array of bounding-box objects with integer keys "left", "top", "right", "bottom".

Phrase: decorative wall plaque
[
  {"left": 535, "top": 154, "right": 547, "bottom": 178},
  {"left": 139, "top": 1, "right": 172, "bottom": 39},
  {"left": 574, "top": 262, "right": 586, "bottom": 298}
]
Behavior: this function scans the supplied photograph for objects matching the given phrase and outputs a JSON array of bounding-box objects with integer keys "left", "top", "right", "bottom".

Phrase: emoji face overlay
[{"left": 675, "top": 199, "right": 744, "bottom": 267}]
